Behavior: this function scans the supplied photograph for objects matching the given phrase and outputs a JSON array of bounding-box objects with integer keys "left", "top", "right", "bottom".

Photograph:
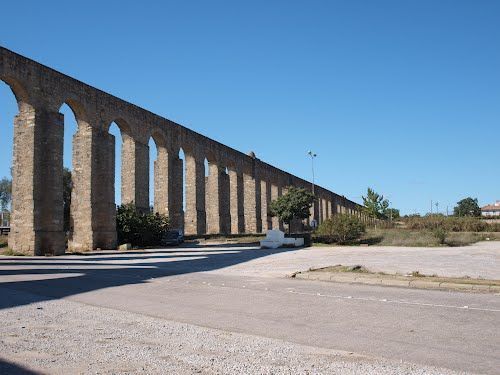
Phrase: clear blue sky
[{"left": 1, "top": 0, "right": 499, "bottom": 215}]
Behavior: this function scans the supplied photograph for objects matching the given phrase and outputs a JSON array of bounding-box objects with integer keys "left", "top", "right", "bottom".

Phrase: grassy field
[{"left": 314, "top": 229, "right": 500, "bottom": 247}]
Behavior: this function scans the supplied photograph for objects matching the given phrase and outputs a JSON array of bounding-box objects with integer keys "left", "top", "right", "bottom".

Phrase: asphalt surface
[{"left": 0, "top": 244, "right": 499, "bottom": 374}]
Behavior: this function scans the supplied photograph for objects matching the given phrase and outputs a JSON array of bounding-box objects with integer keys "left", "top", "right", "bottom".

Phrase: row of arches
[
  {"left": 1, "top": 72, "right": 367, "bottom": 255},
  {"left": 1, "top": 78, "right": 271, "bottom": 253},
  {"left": 1, "top": 81, "right": 192, "bottom": 215}
]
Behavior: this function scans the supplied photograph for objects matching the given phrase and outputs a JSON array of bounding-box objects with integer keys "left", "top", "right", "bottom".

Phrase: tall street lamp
[
  {"left": 308, "top": 151, "right": 317, "bottom": 229},
  {"left": 307, "top": 151, "right": 317, "bottom": 196}
]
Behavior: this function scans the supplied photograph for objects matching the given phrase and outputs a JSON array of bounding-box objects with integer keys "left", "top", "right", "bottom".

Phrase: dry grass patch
[
  {"left": 313, "top": 264, "right": 370, "bottom": 273},
  {"left": 308, "top": 265, "right": 500, "bottom": 287},
  {"left": 0, "top": 247, "right": 25, "bottom": 256},
  {"left": 358, "top": 229, "right": 500, "bottom": 247}
]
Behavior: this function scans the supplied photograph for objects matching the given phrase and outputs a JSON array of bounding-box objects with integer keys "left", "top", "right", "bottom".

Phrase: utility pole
[
  {"left": 386, "top": 197, "right": 392, "bottom": 223},
  {"left": 435, "top": 202, "right": 439, "bottom": 214},
  {"left": 430, "top": 200, "right": 433, "bottom": 215}
]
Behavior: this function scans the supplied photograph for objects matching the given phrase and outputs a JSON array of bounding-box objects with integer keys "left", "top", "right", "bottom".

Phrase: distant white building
[{"left": 481, "top": 201, "right": 500, "bottom": 217}]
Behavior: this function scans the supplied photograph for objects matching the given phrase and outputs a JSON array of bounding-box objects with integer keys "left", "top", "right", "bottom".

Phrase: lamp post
[
  {"left": 307, "top": 151, "right": 317, "bottom": 196},
  {"left": 307, "top": 151, "right": 317, "bottom": 229}
]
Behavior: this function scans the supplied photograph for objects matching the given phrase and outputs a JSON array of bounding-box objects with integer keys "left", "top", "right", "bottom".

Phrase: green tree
[
  {"left": 269, "top": 186, "right": 314, "bottom": 234},
  {"left": 362, "top": 188, "right": 389, "bottom": 219},
  {"left": 0, "top": 177, "right": 12, "bottom": 212},
  {"left": 384, "top": 208, "right": 400, "bottom": 220},
  {"left": 453, "top": 197, "right": 481, "bottom": 217}
]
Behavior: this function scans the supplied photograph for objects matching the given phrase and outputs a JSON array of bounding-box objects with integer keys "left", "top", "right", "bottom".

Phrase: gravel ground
[{"left": 0, "top": 290, "right": 466, "bottom": 375}]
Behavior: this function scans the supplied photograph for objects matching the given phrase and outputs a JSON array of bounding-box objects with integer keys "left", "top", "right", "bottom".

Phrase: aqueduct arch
[{"left": 0, "top": 47, "right": 369, "bottom": 255}]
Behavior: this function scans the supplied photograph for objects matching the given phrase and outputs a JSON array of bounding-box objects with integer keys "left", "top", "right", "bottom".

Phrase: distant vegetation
[
  {"left": 401, "top": 215, "right": 500, "bottom": 232},
  {"left": 313, "top": 213, "right": 500, "bottom": 248},
  {"left": 453, "top": 197, "right": 481, "bottom": 217}
]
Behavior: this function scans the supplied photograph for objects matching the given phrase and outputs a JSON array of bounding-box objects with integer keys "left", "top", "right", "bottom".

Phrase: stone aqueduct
[{"left": 0, "top": 47, "right": 368, "bottom": 255}]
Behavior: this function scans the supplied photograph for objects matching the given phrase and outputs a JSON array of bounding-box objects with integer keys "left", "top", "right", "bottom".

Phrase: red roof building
[{"left": 481, "top": 201, "right": 500, "bottom": 217}]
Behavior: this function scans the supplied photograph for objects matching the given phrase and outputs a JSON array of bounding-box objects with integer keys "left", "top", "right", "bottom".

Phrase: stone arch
[
  {"left": 0, "top": 78, "right": 23, "bottom": 229},
  {"left": 203, "top": 149, "right": 220, "bottom": 176},
  {"left": 107, "top": 122, "right": 123, "bottom": 206},
  {"left": 105, "top": 117, "right": 133, "bottom": 138},
  {"left": 106, "top": 118, "right": 149, "bottom": 211},
  {"left": 149, "top": 128, "right": 167, "bottom": 149},
  {"left": 56, "top": 98, "right": 90, "bottom": 129},
  {"left": 0, "top": 76, "right": 32, "bottom": 113},
  {"left": 57, "top": 101, "right": 85, "bottom": 240},
  {"left": 224, "top": 157, "right": 238, "bottom": 172}
]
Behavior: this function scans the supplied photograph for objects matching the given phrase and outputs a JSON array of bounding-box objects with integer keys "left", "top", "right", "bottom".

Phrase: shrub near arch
[
  {"left": 316, "top": 214, "right": 366, "bottom": 244},
  {"left": 116, "top": 203, "right": 169, "bottom": 247}
]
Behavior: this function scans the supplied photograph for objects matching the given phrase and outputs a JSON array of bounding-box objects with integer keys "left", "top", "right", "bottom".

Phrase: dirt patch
[{"left": 296, "top": 264, "right": 500, "bottom": 293}]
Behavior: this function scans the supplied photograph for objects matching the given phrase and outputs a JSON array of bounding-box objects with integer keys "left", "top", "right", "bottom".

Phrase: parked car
[{"left": 162, "top": 229, "right": 184, "bottom": 246}]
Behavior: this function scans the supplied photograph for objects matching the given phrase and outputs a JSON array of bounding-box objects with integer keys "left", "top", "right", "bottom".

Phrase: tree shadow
[{"left": 0, "top": 245, "right": 295, "bottom": 311}]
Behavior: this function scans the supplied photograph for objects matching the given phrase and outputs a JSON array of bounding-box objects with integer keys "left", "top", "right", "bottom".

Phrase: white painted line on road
[{"left": 287, "top": 290, "right": 500, "bottom": 313}]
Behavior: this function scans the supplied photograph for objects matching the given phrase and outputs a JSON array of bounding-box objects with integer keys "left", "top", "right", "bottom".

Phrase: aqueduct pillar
[
  {"left": 184, "top": 151, "right": 206, "bottom": 235},
  {"left": 10, "top": 107, "right": 65, "bottom": 255},
  {"left": 69, "top": 124, "right": 116, "bottom": 251},
  {"left": 206, "top": 161, "right": 222, "bottom": 234}
]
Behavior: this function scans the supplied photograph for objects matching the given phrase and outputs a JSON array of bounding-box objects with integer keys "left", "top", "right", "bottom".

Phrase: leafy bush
[
  {"left": 116, "top": 203, "right": 169, "bottom": 247},
  {"left": 432, "top": 227, "right": 447, "bottom": 245},
  {"left": 316, "top": 214, "right": 366, "bottom": 244}
]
